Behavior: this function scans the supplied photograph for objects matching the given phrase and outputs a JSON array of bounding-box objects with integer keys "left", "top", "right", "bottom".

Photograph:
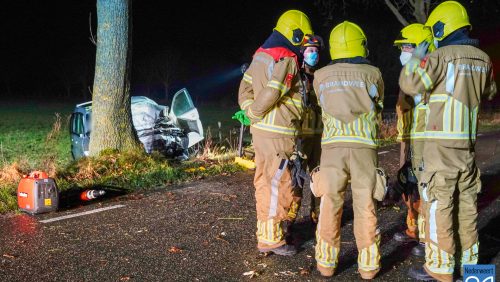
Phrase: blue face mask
[{"left": 304, "top": 52, "right": 319, "bottom": 67}]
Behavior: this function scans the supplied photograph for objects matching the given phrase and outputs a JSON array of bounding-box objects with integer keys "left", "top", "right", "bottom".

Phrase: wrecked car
[{"left": 70, "top": 88, "right": 204, "bottom": 160}]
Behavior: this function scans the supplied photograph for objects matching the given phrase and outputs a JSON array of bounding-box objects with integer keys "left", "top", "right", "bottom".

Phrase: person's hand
[
  {"left": 232, "top": 110, "right": 251, "bottom": 126},
  {"left": 413, "top": 41, "right": 430, "bottom": 61}
]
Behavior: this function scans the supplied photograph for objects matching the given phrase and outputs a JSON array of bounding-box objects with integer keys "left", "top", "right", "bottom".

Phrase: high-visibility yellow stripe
[
  {"left": 471, "top": 106, "right": 478, "bottom": 136},
  {"left": 358, "top": 241, "right": 380, "bottom": 271},
  {"left": 405, "top": 59, "right": 418, "bottom": 75},
  {"left": 424, "top": 95, "right": 478, "bottom": 141},
  {"left": 417, "top": 68, "right": 434, "bottom": 90},
  {"left": 256, "top": 219, "right": 283, "bottom": 245},
  {"left": 267, "top": 80, "right": 287, "bottom": 95},
  {"left": 453, "top": 99, "right": 462, "bottom": 132},
  {"left": 425, "top": 242, "right": 454, "bottom": 274},
  {"left": 281, "top": 96, "right": 302, "bottom": 108},
  {"left": 410, "top": 103, "right": 428, "bottom": 137},
  {"left": 241, "top": 99, "right": 253, "bottom": 110},
  {"left": 315, "top": 234, "right": 338, "bottom": 268},
  {"left": 247, "top": 108, "right": 262, "bottom": 120},
  {"left": 321, "top": 111, "right": 379, "bottom": 146},
  {"left": 443, "top": 96, "right": 453, "bottom": 132},
  {"left": 243, "top": 73, "right": 252, "bottom": 83},
  {"left": 461, "top": 242, "right": 479, "bottom": 265},
  {"left": 252, "top": 123, "right": 297, "bottom": 135}
]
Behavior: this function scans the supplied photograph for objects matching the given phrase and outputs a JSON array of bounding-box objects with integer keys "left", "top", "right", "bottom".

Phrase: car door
[
  {"left": 169, "top": 88, "right": 204, "bottom": 147},
  {"left": 69, "top": 112, "right": 86, "bottom": 159}
]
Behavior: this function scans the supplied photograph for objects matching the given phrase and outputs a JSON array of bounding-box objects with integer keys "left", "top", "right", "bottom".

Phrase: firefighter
[
  {"left": 311, "top": 21, "right": 384, "bottom": 279},
  {"left": 288, "top": 35, "right": 324, "bottom": 225},
  {"left": 392, "top": 23, "right": 435, "bottom": 257},
  {"left": 238, "top": 9, "right": 314, "bottom": 256},
  {"left": 399, "top": 1, "right": 497, "bottom": 281}
]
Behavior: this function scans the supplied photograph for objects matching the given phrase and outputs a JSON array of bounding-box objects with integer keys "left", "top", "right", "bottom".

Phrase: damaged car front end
[{"left": 70, "top": 88, "right": 204, "bottom": 160}]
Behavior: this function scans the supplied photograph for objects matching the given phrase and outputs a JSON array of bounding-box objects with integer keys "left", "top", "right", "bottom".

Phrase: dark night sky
[{"left": 1, "top": 0, "right": 499, "bottom": 106}]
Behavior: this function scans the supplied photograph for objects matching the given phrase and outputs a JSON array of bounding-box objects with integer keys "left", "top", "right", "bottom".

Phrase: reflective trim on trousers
[
  {"left": 461, "top": 241, "right": 479, "bottom": 266},
  {"left": 425, "top": 242, "right": 454, "bottom": 274},
  {"left": 256, "top": 219, "right": 283, "bottom": 245},
  {"left": 418, "top": 213, "right": 426, "bottom": 241},
  {"left": 269, "top": 159, "right": 288, "bottom": 218},
  {"left": 429, "top": 200, "right": 438, "bottom": 243},
  {"left": 315, "top": 232, "right": 339, "bottom": 268},
  {"left": 358, "top": 233, "right": 381, "bottom": 271}
]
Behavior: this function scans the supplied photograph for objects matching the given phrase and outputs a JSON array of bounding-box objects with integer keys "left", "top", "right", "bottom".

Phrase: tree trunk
[
  {"left": 89, "top": 0, "right": 139, "bottom": 156},
  {"left": 413, "top": 0, "right": 428, "bottom": 24},
  {"left": 384, "top": 0, "right": 410, "bottom": 26}
]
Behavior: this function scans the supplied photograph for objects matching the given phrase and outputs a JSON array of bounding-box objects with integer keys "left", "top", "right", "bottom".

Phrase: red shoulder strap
[{"left": 254, "top": 47, "right": 299, "bottom": 66}]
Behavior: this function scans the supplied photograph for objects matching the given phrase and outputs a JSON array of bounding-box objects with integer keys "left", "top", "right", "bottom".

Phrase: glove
[
  {"left": 231, "top": 110, "right": 250, "bottom": 126},
  {"left": 289, "top": 152, "right": 309, "bottom": 189},
  {"left": 405, "top": 41, "right": 430, "bottom": 74},
  {"left": 413, "top": 41, "right": 430, "bottom": 61}
]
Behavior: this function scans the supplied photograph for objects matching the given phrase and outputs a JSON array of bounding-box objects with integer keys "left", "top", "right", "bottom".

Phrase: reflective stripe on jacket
[
  {"left": 238, "top": 47, "right": 304, "bottom": 138},
  {"left": 396, "top": 90, "right": 428, "bottom": 143},
  {"left": 399, "top": 45, "right": 497, "bottom": 148},
  {"left": 313, "top": 63, "right": 384, "bottom": 149}
]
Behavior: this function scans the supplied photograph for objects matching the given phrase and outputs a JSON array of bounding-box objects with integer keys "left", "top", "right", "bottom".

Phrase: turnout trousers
[
  {"left": 288, "top": 134, "right": 322, "bottom": 222},
  {"left": 314, "top": 147, "right": 381, "bottom": 277},
  {"left": 420, "top": 142, "right": 480, "bottom": 282},
  {"left": 253, "top": 135, "right": 295, "bottom": 249},
  {"left": 404, "top": 141, "right": 425, "bottom": 241}
]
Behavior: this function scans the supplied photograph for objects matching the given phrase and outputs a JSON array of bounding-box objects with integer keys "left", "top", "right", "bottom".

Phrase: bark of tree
[{"left": 89, "top": 0, "right": 139, "bottom": 156}]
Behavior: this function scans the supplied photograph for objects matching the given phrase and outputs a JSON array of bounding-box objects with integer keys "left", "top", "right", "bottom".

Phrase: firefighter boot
[
  {"left": 408, "top": 265, "right": 437, "bottom": 281},
  {"left": 411, "top": 242, "right": 425, "bottom": 257},
  {"left": 258, "top": 244, "right": 297, "bottom": 256},
  {"left": 317, "top": 264, "right": 334, "bottom": 278},
  {"left": 393, "top": 230, "right": 418, "bottom": 243}
]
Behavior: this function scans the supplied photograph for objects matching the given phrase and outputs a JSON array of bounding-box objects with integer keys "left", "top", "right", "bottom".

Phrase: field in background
[
  {"left": 0, "top": 102, "right": 240, "bottom": 167},
  {"left": 0, "top": 102, "right": 73, "bottom": 168}
]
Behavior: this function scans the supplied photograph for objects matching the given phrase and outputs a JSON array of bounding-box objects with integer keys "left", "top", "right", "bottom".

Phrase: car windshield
[{"left": 172, "top": 90, "right": 195, "bottom": 117}]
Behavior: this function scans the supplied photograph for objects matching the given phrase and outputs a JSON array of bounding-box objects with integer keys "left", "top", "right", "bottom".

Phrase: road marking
[
  {"left": 39, "top": 205, "right": 125, "bottom": 223},
  {"left": 478, "top": 133, "right": 483, "bottom": 137},
  {"left": 378, "top": 151, "right": 390, "bottom": 155}
]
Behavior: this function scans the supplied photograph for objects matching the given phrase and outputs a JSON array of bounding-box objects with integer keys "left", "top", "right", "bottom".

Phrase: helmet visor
[{"left": 399, "top": 43, "right": 416, "bottom": 51}]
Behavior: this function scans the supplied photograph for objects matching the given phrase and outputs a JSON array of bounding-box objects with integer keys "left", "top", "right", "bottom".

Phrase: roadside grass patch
[
  {"left": 0, "top": 148, "right": 241, "bottom": 214},
  {"left": 479, "top": 111, "right": 500, "bottom": 132},
  {"left": 0, "top": 102, "right": 242, "bottom": 213}
]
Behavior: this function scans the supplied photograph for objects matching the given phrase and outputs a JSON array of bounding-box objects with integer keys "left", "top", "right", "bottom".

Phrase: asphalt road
[{"left": 1, "top": 132, "right": 500, "bottom": 282}]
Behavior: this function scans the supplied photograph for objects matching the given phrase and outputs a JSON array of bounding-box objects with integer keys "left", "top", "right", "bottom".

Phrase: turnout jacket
[
  {"left": 313, "top": 62, "right": 384, "bottom": 149},
  {"left": 399, "top": 45, "right": 497, "bottom": 149},
  {"left": 300, "top": 74, "right": 323, "bottom": 136},
  {"left": 396, "top": 90, "right": 428, "bottom": 143},
  {"left": 238, "top": 47, "right": 305, "bottom": 138}
]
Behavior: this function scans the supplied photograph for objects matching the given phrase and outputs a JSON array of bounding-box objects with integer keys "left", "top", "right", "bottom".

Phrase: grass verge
[
  {"left": 0, "top": 148, "right": 242, "bottom": 214},
  {"left": 0, "top": 103, "right": 243, "bottom": 214}
]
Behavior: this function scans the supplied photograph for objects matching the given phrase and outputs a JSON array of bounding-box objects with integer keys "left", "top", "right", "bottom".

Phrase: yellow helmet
[
  {"left": 329, "top": 21, "right": 367, "bottom": 60},
  {"left": 425, "top": 1, "right": 470, "bottom": 41},
  {"left": 394, "top": 23, "right": 436, "bottom": 52},
  {"left": 274, "top": 10, "right": 313, "bottom": 46}
]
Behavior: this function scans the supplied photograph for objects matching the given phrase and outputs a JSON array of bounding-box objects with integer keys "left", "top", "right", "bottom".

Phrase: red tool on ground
[{"left": 80, "top": 190, "right": 106, "bottom": 201}]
